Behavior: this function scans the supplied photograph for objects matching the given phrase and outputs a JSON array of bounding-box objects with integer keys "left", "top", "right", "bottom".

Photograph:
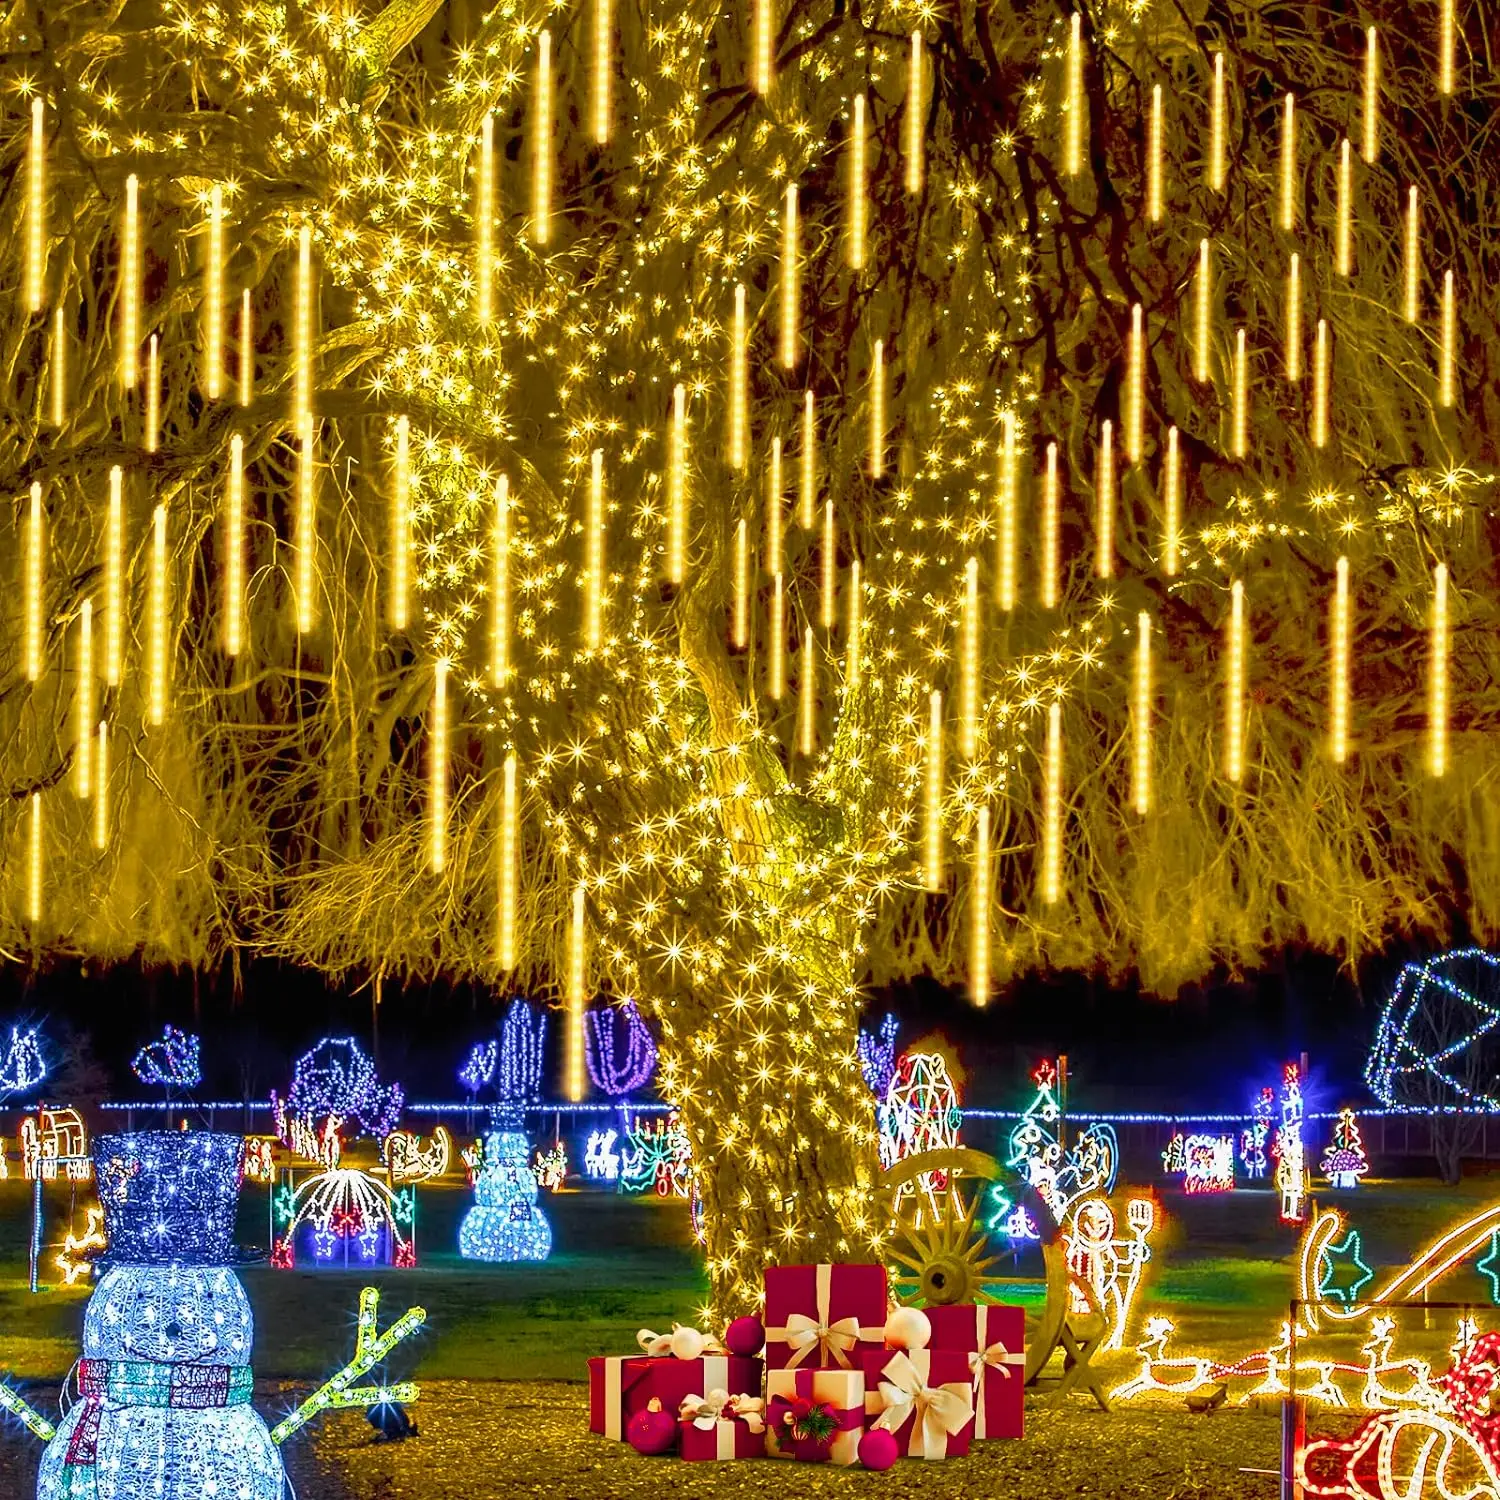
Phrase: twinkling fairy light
[
  {"left": 1132, "top": 612, "right": 1152, "bottom": 816},
  {"left": 780, "top": 185, "right": 799, "bottom": 368},
  {"left": 429, "top": 659, "right": 449, "bottom": 874},
  {"left": 1285, "top": 254, "right": 1302, "bottom": 380},
  {"left": 94, "top": 722, "right": 109, "bottom": 850},
  {"left": 567, "top": 884, "right": 587, "bottom": 1101},
  {"left": 848, "top": 95, "right": 868, "bottom": 269},
  {"left": 1225, "top": 580, "right": 1246, "bottom": 783},
  {"left": 667, "top": 383, "right": 688, "bottom": 584},
  {"left": 50, "top": 307, "right": 65, "bottom": 427},
  {"left": 798, "top": 626, "right": 817, "bottom": 754},
  {"left": 971, "top": 804, "right": 991, "bottom": 1004},
  {"left": 148, "top": 503, "right": 169, "bottom": 727},
  {"left": 1064, "top": 14, "right": 1084, "bottom": 177},
  {"left": 1208, "top": 53, "right": 1226, "bottom": 192},
  {"left": 1041, "top": 700, "right": 1063, "bottom": 904},
  {"left": 1312, "top": 320, "right": 1331, "bottom": 448},
  {"left": 1330, "top": 557, "right": 1351, "bottom": 765},
  {"left": 733, "top": 518, "right": 750, "bottom": 650},
  {"left": 1146, "top": 85, "right": 1163, "bottom": 221},
  {"left": 585, "top": 449, "right": 606, "bottom": 651},
  {"left": 1124, "top": 303, "right": 1145, "bottom": 462},
  {"left": 1232, "top": 328, "right": 1248, "bottom": 458},
  {"left": 769, "top": 572, "right": 785, "bottom": 700},
  {"left": 728, "top": 285, "right": 748, "bottom": 470},
  {"left": 1363, "top": 28, "right": 1380, "bottom": 162},
  {"left": 591, "top": 0, "right": 612, "bottom": 145},
  {"left": 203, "top": 184, "right": 224, "bottom": 400},
  {"left": 1439, "top": 271, "right": 1457, "bottom": 407},
  {"left": 391, "top": 416, "right": 410, "bottom": 631},
  {"left": 476, "top": 114, "right": 495, "bottom": 324},
  {"left": 120, "top": 174, "right": 139, "bottom": 389},
  {"left": 25, "top": 483, "right": 43, "bottom": 683},
  {"left": 1438, "top": 0, "right": 1455, "bottom": 96},
  {"left": 1193, "top": 239, "right": 1213, "bottom": 383},
  {"left": 845, "top": 556, "right": 862, "bottom": 689},
  {"left": 959, "top": 557, "right": 980, "bottom": 760},
  {"left": 1336, "top": 140, "right": 1353, "bottom": 276},
  {"left": 533, "top": 32, "right": 553, "bottom": 246},
  {"left": 296, "top": 419, "right": 318, "bottom": 634},
  {"left": 1162, "top": 425, "right": 1181, "bottom": 576},
  {"left": 74, "top": 600, "right": 94, "bottom": 798},
  {"left": 239, "top": 289, "right": 253, "bottom": 406},
  {"left": 869, "top": 337, "right": 885, "bottom": 478},
  {"left": 498, "top": 750, "right": 519, "bottom": 970},
  {"left": 751, "top": 0, "right": 774, "bottom": 95},
  {"left": 905, "top": 32, "right": 925, "bottom": 196},
  {"left": 799, "top": 390, "right": 816, "bottom": 527},
  {"left": 1404, "top": 186, "right": 1421, "bottom": 323},
  {"left": 145, "top": 334, "right": 160, "bottom": 454},
  {"left": 820, "top": 497, "right": 836, "bottom": 630},
  {"left": 26, "top": 97, "right": 44, "bottom": 314},
  {"left": 1278, "top": 93, "right": 1297, "bottom": 232},
  {"left": 105, "top": 467, "right": 123, "bottom": 685},
  {"left": 1040, "top": 441, "right": 1060, "bottom": 608},
  {"left": 1095, "top": 418, "right": 1115, "bottom": 579},
  {"left": 491, "top": 474, "right": 511, "bottom": 686},
  {"left": 923, "top": 689, "right": 943, "bottom": 891},
  {"left": 1429, "top": 563, "right": 1449, "bottom": 778},
  {"left": 225, "top": 435, "right": 245, "bottom": 655},
  {"left": 27, "top": 793, "right": 42, "bottom": 926},
  {"left": 996, "top": 409, "right": 1018, "bottom": 610},
  {"left": 294, "top": 224, "right": 313, "bottom": 429}
]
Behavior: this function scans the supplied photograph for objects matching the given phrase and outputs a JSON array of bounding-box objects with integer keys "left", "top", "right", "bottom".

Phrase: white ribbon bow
[
  {"left": 636, "top": 1323, "right": 722, "bottom": 1358},
  {"left": 781, "top": 1311, "right": 860, "bottom": 1369},
  {"left": 679, "top": 1389, "right": 766, "bottom": 1434},
  {"left": 872, "top": 1351, "right": 972, "bottom": 1460},
  {"left": 970, "top": 1339, "right": 1024, "bottom": 1383}
]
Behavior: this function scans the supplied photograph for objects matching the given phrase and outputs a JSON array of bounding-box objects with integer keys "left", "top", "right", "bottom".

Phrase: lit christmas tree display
[
  {"left": 0, "top": 1026, "right": 46, "bottom": 1099},
  {"left": 1321, "top": 1107, "right": 1370, "bottom": 1190}
]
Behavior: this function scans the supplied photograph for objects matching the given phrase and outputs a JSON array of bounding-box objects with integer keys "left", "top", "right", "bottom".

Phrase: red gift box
[
  {"left": 765, "top": 1367, "right": 864, "bottom": 1464},
  {"left": 763, "top": 1262, "right": 888, "bottom": 1371},
  {"left": 924, "top": 1303, "right": 1026, "bottom": 1439},
  {"left": 678, "top": 1392, "right": 767, "bottom": 1460},
  {"left": 859, "top": 1347, "right": 974, "bottom": 1458},
  {"left": 588, "top": 1350, "right": 762, "bottom": 1442}
]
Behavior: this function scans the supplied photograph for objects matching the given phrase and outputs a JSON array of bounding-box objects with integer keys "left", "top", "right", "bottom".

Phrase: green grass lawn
[{"left": 3, "top": 1170, "right": 1500, "bottom": 1383}]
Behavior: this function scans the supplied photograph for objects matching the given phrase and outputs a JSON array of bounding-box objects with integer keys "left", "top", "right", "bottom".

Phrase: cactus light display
[{"left": 2, "top": 0, "right": 1496, "bottom": 1315}]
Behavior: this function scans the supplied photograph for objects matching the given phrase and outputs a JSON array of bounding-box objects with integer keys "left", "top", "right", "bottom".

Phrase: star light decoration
[{"left": 6, "top": 0, "right": 1497, "bottom": 1315}]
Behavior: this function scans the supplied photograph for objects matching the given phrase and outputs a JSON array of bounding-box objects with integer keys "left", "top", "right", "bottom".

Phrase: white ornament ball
[
  {"left": 670, "top": 1323, "right": 707, "bottom": 1360},
  {"left": 883, "top": 1306, "right": 932, "bottom": 1351}
]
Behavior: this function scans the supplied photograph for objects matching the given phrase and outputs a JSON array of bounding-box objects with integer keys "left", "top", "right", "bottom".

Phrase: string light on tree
[
  {"left": 1363, "top": 28, "right": 1380, "bottom": 162},
  {"left": 25, "top": 482, "right": 43, "bottom": 684},
  {"left": 491, "top": 475, "right": 511, "bottom": 686},
  {"left": 1336, "top": 140, "right": 1354, "bottom": 276},
  {"left": 1429, "top": 563, "right": 1449, "bottom": 779},
  {"left": 845, "top": 556, "right": 862, "bottom": 690},
  {"left": 567, "top": 885, "right": 588, "bottom": 1102},
  {"left": 728, "top": 286, "right": 748, "bottom": 471},
  {"left": 768, "top": 572, "right": 785, "bottom": 701},
  {"left": 1132, "top": 613, "right": 1152, "bottom": 816},
  {"left": 498, "top": 750, "right": 520, "bottom": 971},
  {"left": 224, "top": 435, "right": 246, "bottom": 655},
  {"left": 1208, "top": 53, "right": 1226, "bottom": 192},
  {"left": 1285, "top": 254, "right": 1302, "bottom": 381},
  {"left": 145, "top": 334, "right": 160, "bottom": 454},
  {"left": 1312, "top": 320, "right": 1331, "bottom": 448},
  {"left": 532, "top": 32, "right": 553, "bottom": 246},
  {"left": 959, "top": 557, "right": 980, "bottom": 759},
  {"left": 591, "top": 0, "right": 612, "bottom": 145},
  {"left": 905, "top": 33, "right": 925, "bottom": 196},
  {"left": 847, "top": 95, "right": 868, "bottom": 269},
  {"left": 971, "top": 806, "right": 991, "bottom": 1004},
  {"left": 26, "top": 97, "right": 44, "bottom": 314},
  {"left": 780, "top": 185, "right": 799, "bottom": 368},
  {"left": 820, "top": 498, "right": 836, "bottom": 631},
  {"left": 1438, "top": 0, "right": 1456, "bottom": 96},
  {"left": 94, "top": 722, "right": 109, "bottom": 851},
  {"left": 1124, "top": 304, "right": 1145, "bottom": 462},
  {"left": 476, "top": 114, "right": 495, "bottom": 324},
  {"left": 148, "top": 504, "right": 169, "bottom": 727},
  {"left": 798, "top": 626, "right": 817, "bottom": 756},
  {"left": 1404, "top": 186, "right": 1421, "bottom": 323},
  {"left": 924, "top": 689, "right": 943, "bottom": 892},
  {"left": 799, "top": 391, "right": 816, "bottom": 528},
  {"left": 1232, "top": 329, "right": 1249, "bottom": 457},
  {"left": 996, "top": 409, "right": 1018, "bottom": 610},
  {"left": 1162, "top": 426, "right": 1181, "bottom": 576},
  {"left": 869, "top": 337, "right": 885, "bottom": 479},
  {"left": 1095, "top": 419, "right": 1115, "bottom": 579},
  {"left": 750, "top": 0, "right": 774, "bottom": 95},
  {"left": 1041, "top": 701, "right": 1063, "bottom": 905},
  {"left": 1439, "top": 271, "right": 1457, "bottom": 408},
  {"left": 668, "top": 384, "right": 688, "bottom": 584},
  {"left": 203, "top": 184, "right": 225, "bottom": 400},
  {"left": 1225, "top": 580, "right": 1246, "bottom": 783},
  {"left": 1193, "top": 239, "right": 1213, "bottom": 383},
  {"left": 27, "top": 794, "right": 42, "bottom": 928},
  {"left": 1330, "top": 557, "right": 1351, "bottom": 765},
  {"left": 239, "top": 289, "right": 253, "bottom": 406},
  {"left": 50, "top": 307, "right": 65, "bottom": 428},
  {"left": 1278, "top": 93, "right": 1297, "bottom": 232},
  {"left": 1146, "top": 85, "right": 1163, "bottom": 221},
  {"left": 1064, "top": 14, "right": 1084, "bottom": 177},
  {"left": 74, "top": 601, "right": 94, "bottom": 799},
  {"left": 429, "top": 659, "right": 449, "bottom": 875},
  {"left": 105, "top": 468, "right": 123, "bottom": 686},
  {"left": 391, "top": 416, "right": 410, "bottom": 632},
  {"left": 294, "top": 224, "right": 313, "bottom": 429},
  {"left": 120, "top": 174, "right": 139, "bottom": 389},
  {"left": 733, "top": 519, "right": 750, "bottom": 650},
  {"left": 296, "top": 420, "right": 318, "bottom": 634},
  {"left": 585, "top": 449, "right": 606, "bottom": 652}
]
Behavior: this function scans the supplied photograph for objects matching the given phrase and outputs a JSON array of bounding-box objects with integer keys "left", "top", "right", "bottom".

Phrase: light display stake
[
  {"left": 924, "top": 689, "right": 944, "bottom": 891},
  {"left": 1363, "top": 27, "right": 1380, "bottom": 162},
  {"left": 1208, "top": 53, "right": 1226, "bottom": 192},
  {"left": 25, "top": 483, "right": 43, "bottom": 683},
  {"left": 50, "top": 307, "right": 64, "bottom": 427},
  {"left": 203, "top": 184, "right": 224, "bottom": 399},
  {"left": 568, "top": 884, "right": 588, "bottom": 1102},
  {"left": 734, "top": 518, "right": 750, "bottom": 649},
  {"left": 1285, "top": 254, "right": 1302, "bottom": 381},
  {"left": 1162, "top": 426, "right": 1181, "bottom": 576},
  {"left": 148, "top": 503, "right": 169, "bottom": 727},
  {"left": 1094, "top": 418, "right": 1115, "bottom": 579},
  {"left": 1042, "top": 700, "right": 1063, "bottom": 904},
  {"left": 491, "top": 474, "right": 511, "bottom": 686},
  {"left": 120, "top": 173, "right": 139, "bottom": 389},
  {"left": 780, "top": 185, "right": 799, "bottom": 369},
  {"left": 1132, "top": 613, "right": 1152, "bottom": 816},
  {"left": 1336, "top": 140, "right": 1353, "bottom": 276},
  {"left": 26, "top": 97, "right": 44, "bottom": 313},
  {"left": 74, "top": 601, "right": 94, "bottom": 797},
  {"left": 1124, "top": 305, "right": 1144, "bottom": 463},
  {"left": 1312, "top": 320, "right": 1331, "bottom": 448},
  {"left": 959, "top": 557, "right": 980, "bottom": 760},
  {"left": 296, "top": 419, "right": 318, "bottom": 634},
  {"left": 998, "top": 409, "right": 1020, "bottom": 610},
  {"left": 1439, "top": 270, "right": 1457, "bottom": 408},
  {"left": 905, "top": 32, "right": 925, "bottom": 196},
  {"left": 1041, "top": 441, "right": 1060, "bottom": 606},
  {"left": 294, "top": 224, "right": 312, "bottom": 428},
  {"left": 1429, "top": 563, "right": 1448, "bottom": 778},
  {"left": 1278, "top": 93, "right": 1297, "bottom": 232},
  {"left": 668, "top": 383, "right": 688, "bottom": 583},
  {"left": 729, "top": 285, "right": 748, "bottom": 471},
  {"left": 476, "top": 113, "right": 494, "bottom": 324},
  {"left": 1064, "top": 14, "right": 1084, "bottom": 177},
  {"left": 1231, "top": 328, "right": 1248, "bottom": 457},
  {"left": 1193, "top": 239, "right": 1212, "bottom": 383},
  {"left": 1146, "top": 85, "right": 1163, "bottom": 221},
  {"left": 798, "top": 626, "right": 817, "bottom": 755},
  {"left": 869, "top": 337, "right": 885, "bottom": 478},
  {"left": 848, "top": 95, "right": 868, "bottom": 270},
  {"left": 585, "top": 448, "right": 606, "bottom": 651},
  {"left": 498, "top": 751, "right": 519, "bottom": 970},
  {"left": 1225, "top": 580, "right": 1246, "bottom": 783},
  {"left": 94, "top": 722, "right": 109, "bottom": 850},
  {"left": 585, "top": 1000, "right": 657, "bottom": 1097},
  {"left": 239, "top": 289, "right": 253, "bottom": 406},
  {"left": 131, "top": 1025, "right": 202, "bottom": 1091},
  {"left": 532, "top": 32, "right": 553, "bottom": 246},
  {"left": 820, "top": 497, "right": 836, "bottom": 630},
  {"left": 799, "top": 390, "right": 816, "bottom": 527},
  {"left": 1404, "top": 186, "right": 1421, "bottom": 324},
  {"left": 769, "top": 572, "right": 785, "bottom": 700},
  {"left": 1330, "top": 557, "right": 1351, "bottom": 765},
  {"left": 429, "top": 659, "right": 449, "bottom": 874},
  {"left": 591, "top": 0, "right": 612, "bottom": 144},
  {"left": 225, "top": 435, "right": 245, "bottom": 655},
  {"left": 1438, "top": 0, "right": 1455, "bottom": 95},
  {"left": 971, "top": 805, "right": 992, "bottom": 1004},
  {"left": 145, "top": 333, "right": 160, "bottom": 454},
  {"left": 751, "top": 0, "right": 774, "bottom": 95},
  {"left": 391, "top": 415, "right": 410, "bottom": 631}
]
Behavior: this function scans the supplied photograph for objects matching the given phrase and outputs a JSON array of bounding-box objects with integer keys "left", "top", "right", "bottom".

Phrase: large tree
[{"left": 2, "top": 0, "right": 1497, "bottom": 1309}]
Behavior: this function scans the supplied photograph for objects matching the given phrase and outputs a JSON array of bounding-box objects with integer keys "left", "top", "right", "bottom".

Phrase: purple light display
[{"left": 585, "top": 1001, "right": 657, "bottom": 1098}]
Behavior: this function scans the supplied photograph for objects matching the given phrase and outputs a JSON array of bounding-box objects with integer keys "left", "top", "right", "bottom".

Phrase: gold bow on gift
[
  {"left": 678, "top": 1390, "right": 766, "bottom": 1434},
  {"left": 873, "top": 1352, "right": 972, "bottom": 1460},
  {"left": 781, "top": 1312, "right": 861, "bottom": 1369},
  {"left": 636, "top": 1324, "right": 724, "bottom": 1357},
  {"left": 970, "top": 1340, "right": 1022, "bottom": 1382}
]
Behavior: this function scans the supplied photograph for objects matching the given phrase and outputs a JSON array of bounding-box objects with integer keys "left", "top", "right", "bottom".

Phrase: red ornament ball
[
  {"left": 723, "top": 1315, "right": 765, "bottom": 1357},
  {"left": 859, "top": 1427, "right": 901, "bottom": 1471},
  {"left": 627, "top": 1401, "right": 678, "bottom": 1456}
]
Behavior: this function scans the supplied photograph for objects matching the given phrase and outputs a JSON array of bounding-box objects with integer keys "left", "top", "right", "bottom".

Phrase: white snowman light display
[{"left": 0, "top": 1131, "right": 425, "bottom": 1500}]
